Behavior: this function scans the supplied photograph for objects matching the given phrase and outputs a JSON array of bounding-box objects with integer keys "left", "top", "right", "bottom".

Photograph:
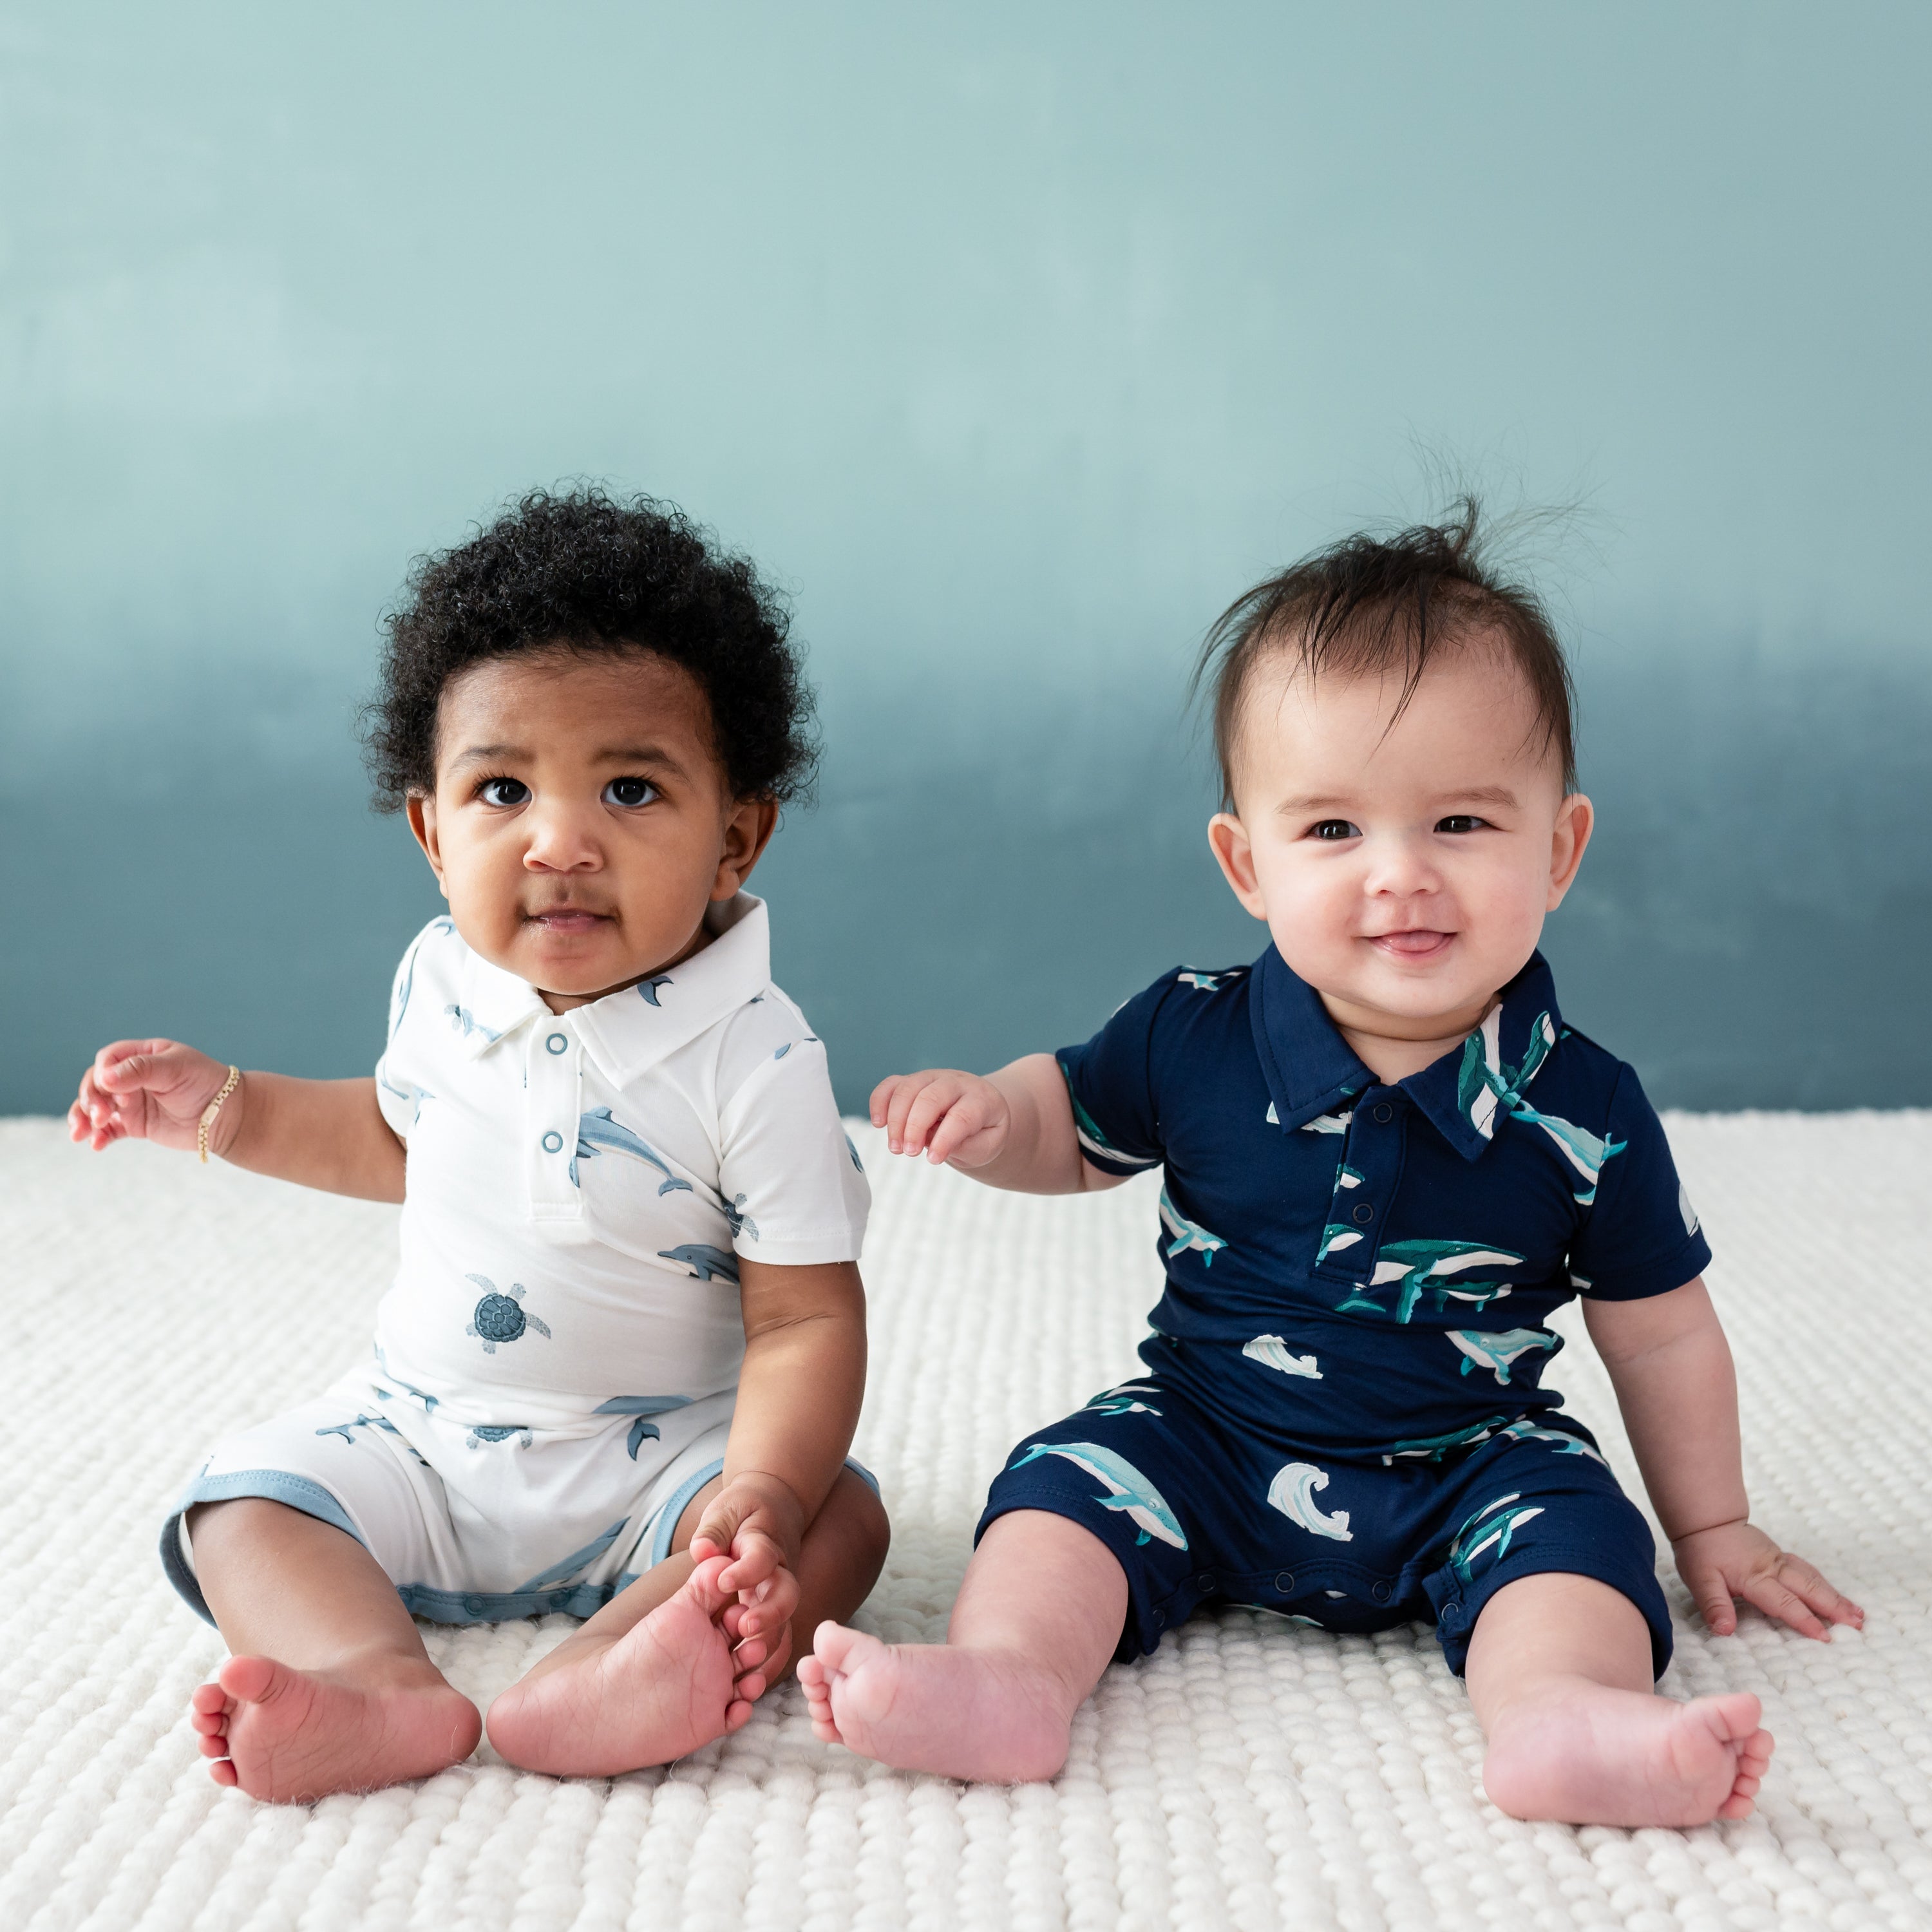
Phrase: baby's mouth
[
  {"left": 525, "top": 907, "right": 612, "bottom": 934},
  {"left": 1369, "top": 929, "right": 1455, "bottom": 960}
]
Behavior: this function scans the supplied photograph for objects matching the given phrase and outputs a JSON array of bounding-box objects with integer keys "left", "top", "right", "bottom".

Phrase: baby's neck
[{"left": 1320, "top": 990, "right": 1497, "bottom": 1088}]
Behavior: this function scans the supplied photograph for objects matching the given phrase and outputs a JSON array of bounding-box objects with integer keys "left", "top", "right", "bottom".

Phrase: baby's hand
[
  {"left": 69, "top": 1040, "right": 239, "bottom": 1156},
  {"left": 1672, "top": 1519, "right": 1865, "bottom": 1640},
  {"left": 871, "top": 1068, "right": 1010, "bottom": 1166},
  {"left": 688, "top": 1472, "right": 805, "bottom": 1665}
]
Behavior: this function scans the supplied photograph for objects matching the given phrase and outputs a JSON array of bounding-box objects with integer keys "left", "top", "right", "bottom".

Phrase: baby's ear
[
  {"left": 1546, "top": 793, "right": 1594, "bottom": 907},
  {"left": 1207, "top": 814, "right": 1267, "bottom": 920},
  {"left": 406, "top": 793, "right": 448, "bottom": 892}
]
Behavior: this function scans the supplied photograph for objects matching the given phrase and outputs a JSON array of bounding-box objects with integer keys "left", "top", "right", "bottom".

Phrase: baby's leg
[
  {"left": 1467, "top": 1572, "right": 1772, "bottom": 1826},
  {"left": 486, "top": 1466, "right": 889, "bottom": 1776},
  {"left": 187, "top": 1499, "right": 482, "bottom": 1802},
  {"left": 800, "top": 1508, "right": 1126, "bottom": 1781}
]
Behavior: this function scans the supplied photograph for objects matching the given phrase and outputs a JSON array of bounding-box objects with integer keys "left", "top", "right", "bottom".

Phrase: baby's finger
[
  {"left": 717, "top": 1531, "right": 785, "bottom": 1596},
  {"left": 687, "top": 1497, "right": 744, "bottom": 1564},
  {"left": 883, "top": 1073, "right": 942, "bottom": 1153},
  {"left": 1740, "top": 1569, "right": 1831, "bottom": 1640},
  {"left": 738, "top": 1564, "right": 802, "bottom": 1636},
  {"left": 1781, "top": 1557, "right": 1864, "bottom": 1628},
  {"left": 868, "top": 1074, "right": 904, "bottom": 1129},
  {"left": 1691, "top": 1574, "right": 1739, "bottom": 1636},
  {"left": 926, "top": 1098, "right": 994, "bottom": 1166},
  {"left": 899, "top": 1081, "right": 963, "bottom": 1158}
]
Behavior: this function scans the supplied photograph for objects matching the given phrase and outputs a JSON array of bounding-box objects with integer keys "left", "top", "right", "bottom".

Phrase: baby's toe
[
  {"left": 198, "top": 1730, "right": 232, "bottom": 1759},
  {"left": 208, "top": 1757, "right": 240, "bottom": 1787},
  {"left": 191, "top": 1707, "right": 226, "bottom": 1736}
]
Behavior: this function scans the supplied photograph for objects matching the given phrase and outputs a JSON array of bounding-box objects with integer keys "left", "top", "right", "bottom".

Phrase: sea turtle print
[
  {"left": 722, "top": 1193, "right": 760, "bottom": 1242},
  {"left": 1330, "top": 1236, "right": 1526, "bottom": 1323},
  {"left": 462, "top": 1275, "right": 552, "bottom": 1352},
  {"left": 569, "top": 1108, "right": 694, "bottom": 1194},
  {"left": 592, "top": 1394, "right": 696, "bottom": 1458},
  {"left": 466, "top": 1423, "right": 534, "bottom": 1450}
]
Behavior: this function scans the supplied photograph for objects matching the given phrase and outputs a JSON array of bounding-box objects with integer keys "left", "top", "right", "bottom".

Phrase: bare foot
[
  {"left": 189, "top": 1655, "right": 481, "bottom": 1803},
  {"left": 799, "top": 1622, "right": 1077, "bottom": 1782},
  {"left": 1482, "top": 1681, "right": 1772, "bottom": 1826},
  {"left": 486, "top": 1555, "right": 753, "bottom": 1776}
]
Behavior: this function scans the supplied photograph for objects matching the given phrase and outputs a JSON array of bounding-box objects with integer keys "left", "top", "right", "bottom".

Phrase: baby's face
[
  {"left": 1209, "top": 635, "right": 1591, "bottom": 1039},
  {"left": 408, "top": 649, "right": 774, "bottom": 1009}
]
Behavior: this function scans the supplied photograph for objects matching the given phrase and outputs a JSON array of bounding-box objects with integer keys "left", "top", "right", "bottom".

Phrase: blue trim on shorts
[
  {"left": 397, "top": 1582, "right": 627, "bottom": 1624},
  {"left": 160, "top": 1470, "right": 368, "bottom": 1627},
  {"left": 644, "top": 1454, "right": 879, "bottom": 1570}
]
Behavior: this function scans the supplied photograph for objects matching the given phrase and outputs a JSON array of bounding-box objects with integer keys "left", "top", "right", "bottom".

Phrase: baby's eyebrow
[
  {"left": 597, "top": 743, "right": 692, "bottom": 779},
  {"left": 448, "top": 741, "right": 526, "bottom": 769},
  {"left": 1438, "top": 785, "right": 1520, "bottom": 809}
]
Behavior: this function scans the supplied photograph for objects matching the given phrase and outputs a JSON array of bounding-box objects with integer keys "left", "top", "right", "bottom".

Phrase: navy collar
[{"left": 1249, "top": 945, "right": 1565, "bottom": 1162}]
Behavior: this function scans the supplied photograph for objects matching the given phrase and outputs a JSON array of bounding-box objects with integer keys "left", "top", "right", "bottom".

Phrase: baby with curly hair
[{"left": 71, "top": 491, "right": 886, "bottom": 1801}]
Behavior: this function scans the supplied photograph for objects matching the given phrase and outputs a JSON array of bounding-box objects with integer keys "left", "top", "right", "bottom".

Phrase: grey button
[
  {"left": 541, "top": 1130, "right": 564, "bottom": 1153},
  {"left": 1373, "top": 1102, "right": 1394, "bottom": 1123},
  {"left": 545, "top": 1032, "right": 568, "bottom": 1055},
  {"left": 1372, "top": 1580, "right": 1393, "bottom": 1603},
  {"left": 1352, "top": 1202, "right": 1374, "bottom": 1224},
  {"left": 1274, "top": 1571, "right": 1295, "bottom": 1595},
  {"left": 463, "top": 1595, "right": 488, "bottom": 1616}
]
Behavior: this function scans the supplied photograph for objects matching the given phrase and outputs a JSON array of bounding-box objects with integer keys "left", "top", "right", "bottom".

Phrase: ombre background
[{"left": 5, "top": 4, "right": 1929, "bottom": 1115}]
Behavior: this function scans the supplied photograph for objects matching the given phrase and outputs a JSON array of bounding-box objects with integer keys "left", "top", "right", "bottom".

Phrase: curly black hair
[{"left": 362, "top": 488, "right": 818, "bottom": 810}]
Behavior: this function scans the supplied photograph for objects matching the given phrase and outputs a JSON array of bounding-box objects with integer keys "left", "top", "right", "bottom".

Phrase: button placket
[
  {"left": 524, "top": 1019, "right": 585, "bottom": 1222},
  {"left": 1315, "top": 1087, "right": 1405, "bottom": 1283}
]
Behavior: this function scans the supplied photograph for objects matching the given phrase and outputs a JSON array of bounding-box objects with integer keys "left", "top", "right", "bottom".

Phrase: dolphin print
[
  {"left": 1266, "top": 1462, "right": 1354, "bottom": 1542},
  {"left": 1242, "top": 1335, "right": 1323, "bottom": 1379},
  {"left": 1446, "top": 1327, "right": 1560, "bottom": 1385},
  {"left": 594, "top": 1394, "right": 696, "bottom": 1457},
  {"left": 443, "top": 1003, "right": 502, "bottom": 1043},
  {"left": 637, "top": 976, "right": 674, "bottom": 1007},
  {"left": 515, "top": 1517, "right": 631, "bottom": 1594},
  {"left": 658, "top": 1244, "right": 741, "bottom": 1283},
  {"left": 1158, "top": 1188, "right": 1227, "bottom": 1265},
  {"left": 1011, "top": 1442, "right": 1188, "bottom": 1548},
  {"left": 571, "top": 1108, "right": 696, "bottom": 1195}
]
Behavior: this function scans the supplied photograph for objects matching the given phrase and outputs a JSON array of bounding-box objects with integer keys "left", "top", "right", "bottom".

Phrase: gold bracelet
[{"left": 198, "top": 1066, "right": 242, "bottom": 1164}]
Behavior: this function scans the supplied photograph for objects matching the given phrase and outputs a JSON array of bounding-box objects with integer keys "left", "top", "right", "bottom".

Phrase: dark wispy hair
[{"left": 1191, "top": 499, "right": 1577, "bottom": 808}]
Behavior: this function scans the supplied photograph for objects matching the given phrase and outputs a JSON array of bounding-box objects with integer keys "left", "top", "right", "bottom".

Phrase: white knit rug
[{"left": 3, "top": 1112, "right": 1930, "bottom": 1932}]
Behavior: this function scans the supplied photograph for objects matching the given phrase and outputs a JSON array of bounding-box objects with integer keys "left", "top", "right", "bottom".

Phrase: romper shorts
[
  {"left": 163, "top": 1365, "right": 875, "bottom": 1626},
  {"left": 978, "top": 1372, "right": 1672, "bottom": 1677}
]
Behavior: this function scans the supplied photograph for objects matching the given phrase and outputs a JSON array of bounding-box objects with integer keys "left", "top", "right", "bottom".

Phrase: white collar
[{"left": 445, "top": 894, "right": 773, "bottom": 1083}]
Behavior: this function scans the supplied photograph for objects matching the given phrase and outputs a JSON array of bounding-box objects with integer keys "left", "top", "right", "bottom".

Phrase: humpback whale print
[
  {"left": 1159, "top": 1188, "right": 1227, "bottom": 1265},
  {"left": 444, "top": 1003, "right": 502, "bottom": 1043},
  {"left": 1242, "top": 1334, "right": 1323, "bottom": 1379},
  {"left": 594, "top": 1395, "right": 696, "bottom": 1457},
  {"left": 1081, "top": 1381, "right": 1165, "bottom": 1417},
  {"left": 1448, "top": 1492, "right": 1546, "bottom": 1585},
  {"left": 570, "top": 1107, "right": 696, "bottom": 1195},
  {"left": 1177, "top": 971, "right": 1222, "bottom": 992},
  {"left": 1012, "top": 1442, "right": 1188, "bottom": 1548},
  {"left": 1300, "top": 1110, "right": 1354, "bottom": 1135},
  {"left": 1378, "top": 1415, "right": 1509, "bottom": 1465},
  {"left": 1497, "top": 1418, "right": 1607, "bottom": 1464},
  {"left": 1447, "top": 1327, "right": 1560, "bottom": 1385},
  {"left": 515, "top": 1517, "right": 631, "bottom": 1594},
  {"left": 1334, "top": 1237, "right": 1524, "bottom": 1323},
  {"left": 1067, "top": 1090, "right": 1155, "bottom": 1168},
  {"left": 1266, "top": 1461, "right": 1354, "bottom": 1542},
  {"left": 1457, "top": 1009, "right": 1626, "bottom": 1201},
  {"left": 1332, "top": 1164, "right": 1365, "bottom": 1191},
  {"left": 658, "top": 1244, "right": 741, "bottom": 1283}
]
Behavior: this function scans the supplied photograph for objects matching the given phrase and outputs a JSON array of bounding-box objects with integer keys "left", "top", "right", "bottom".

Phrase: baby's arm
[
  {"left": 1584, "top": 1280, "right": 1862, "bottom": 1639},
  {"left": 70, "top": 1039, "right": 406, "bottom": 1202},
  {"left": 688, "top": 1257, "right": 868, "bottom": 1643},
  {"left": 871, "top": 1055, "right": 1126, "bottom": 1193}
]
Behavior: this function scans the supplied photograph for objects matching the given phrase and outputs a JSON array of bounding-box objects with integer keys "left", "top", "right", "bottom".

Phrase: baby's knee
[{"left": 828, "top": 1467, "right": 891, "bottom": 1576}]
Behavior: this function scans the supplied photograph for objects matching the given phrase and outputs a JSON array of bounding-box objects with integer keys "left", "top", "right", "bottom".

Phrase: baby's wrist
[{"left": 1667, "top": 1511, "right": 1750, "bottom": 1546}]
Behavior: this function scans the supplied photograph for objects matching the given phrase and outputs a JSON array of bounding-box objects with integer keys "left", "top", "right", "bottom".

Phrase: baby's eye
[
  {"left": 1436, "top": 815, "right": 1488, "bottom": 835},
  {"left": 478, "top": 777, "right": 529, "bottom": 808},
  {"left": 1309, "top": 819, "right": 1361, "bottom": 842},
  {"left": 602, "top": 777, "right": 658, "bottom": 809}
]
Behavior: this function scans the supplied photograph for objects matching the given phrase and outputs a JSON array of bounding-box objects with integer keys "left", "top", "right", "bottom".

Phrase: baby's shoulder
[
  {"left": 386, "top": 914, "right": 464, "bottom": 1036},
  {"left": 702, "top": 981, "right": 828, "bottom": 1095},
  {"left": 1542, "top": 1020, "right": 1650, "bottom": 1120}
]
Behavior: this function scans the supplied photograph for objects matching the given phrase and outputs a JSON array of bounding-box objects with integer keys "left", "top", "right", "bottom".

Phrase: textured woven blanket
[{"left": 3, "top": 1112, "right": 1928, "bottom": 1931}]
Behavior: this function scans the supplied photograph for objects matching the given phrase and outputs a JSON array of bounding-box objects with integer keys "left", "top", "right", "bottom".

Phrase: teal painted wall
[{"left": 5, "top": 3, "right": 1929, "bottom": 1113}]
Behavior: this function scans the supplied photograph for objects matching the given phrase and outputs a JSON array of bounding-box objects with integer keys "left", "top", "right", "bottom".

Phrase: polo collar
[
  {"left": 442, "top": 893, "right": 773, "bottom": 1083},
  {"left": 1250, "top": 943, "right": 1565, "bottom": 1162}
]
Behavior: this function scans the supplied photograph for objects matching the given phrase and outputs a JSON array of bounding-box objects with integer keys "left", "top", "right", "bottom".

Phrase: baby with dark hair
[
  {"left": 801, "top": 505, "right": 1861, "bottom": 1828},
  {"left": 70, "top": 489, "right": 887, "bottom": 1800}
]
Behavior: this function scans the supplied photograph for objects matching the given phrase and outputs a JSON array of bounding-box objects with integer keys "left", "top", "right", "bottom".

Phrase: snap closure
[
  {"left": 1197, "top": 1573, "right": 1217, "bottom": 1593},
  {"left": 1439, "top": 1599, "right": 1462, "bottom": 1625},
  {"left": 1274, "top": 1571, "right": 1295, "bottom": 1595},
  {"left": 1352, "top": 1202, "right": 1374, "bottom": 1224},
  {"left": 545, "top": 1032, "right": 568, "bottom": 1055},
  {"left": 1372, "top": 1580, "right": 1393, "bottom": 1603},
  {"left": 1373, "top": 1102, "right": 1394, "bottom": 1123},
  {"left": 541, "top": 1130, "right": 564, "bottom": 1153},
  {"left": 463, "top": 1595, "right": 488, "bottom": 1616}
]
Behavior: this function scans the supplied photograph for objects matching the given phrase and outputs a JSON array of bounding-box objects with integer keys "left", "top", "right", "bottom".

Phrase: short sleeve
[
  {"left": 716, "top": 1037, "right": 870, "bottom": 1266},
  {"left": 1566, "top": 1063, "right": 1712, "bottom": 1300},
  {"left": 373, "top": 923, "right": 440, "bottom": 1141},
  {"left": 1055, "top": 976, "right": 1174, "bottom": 1177}
]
